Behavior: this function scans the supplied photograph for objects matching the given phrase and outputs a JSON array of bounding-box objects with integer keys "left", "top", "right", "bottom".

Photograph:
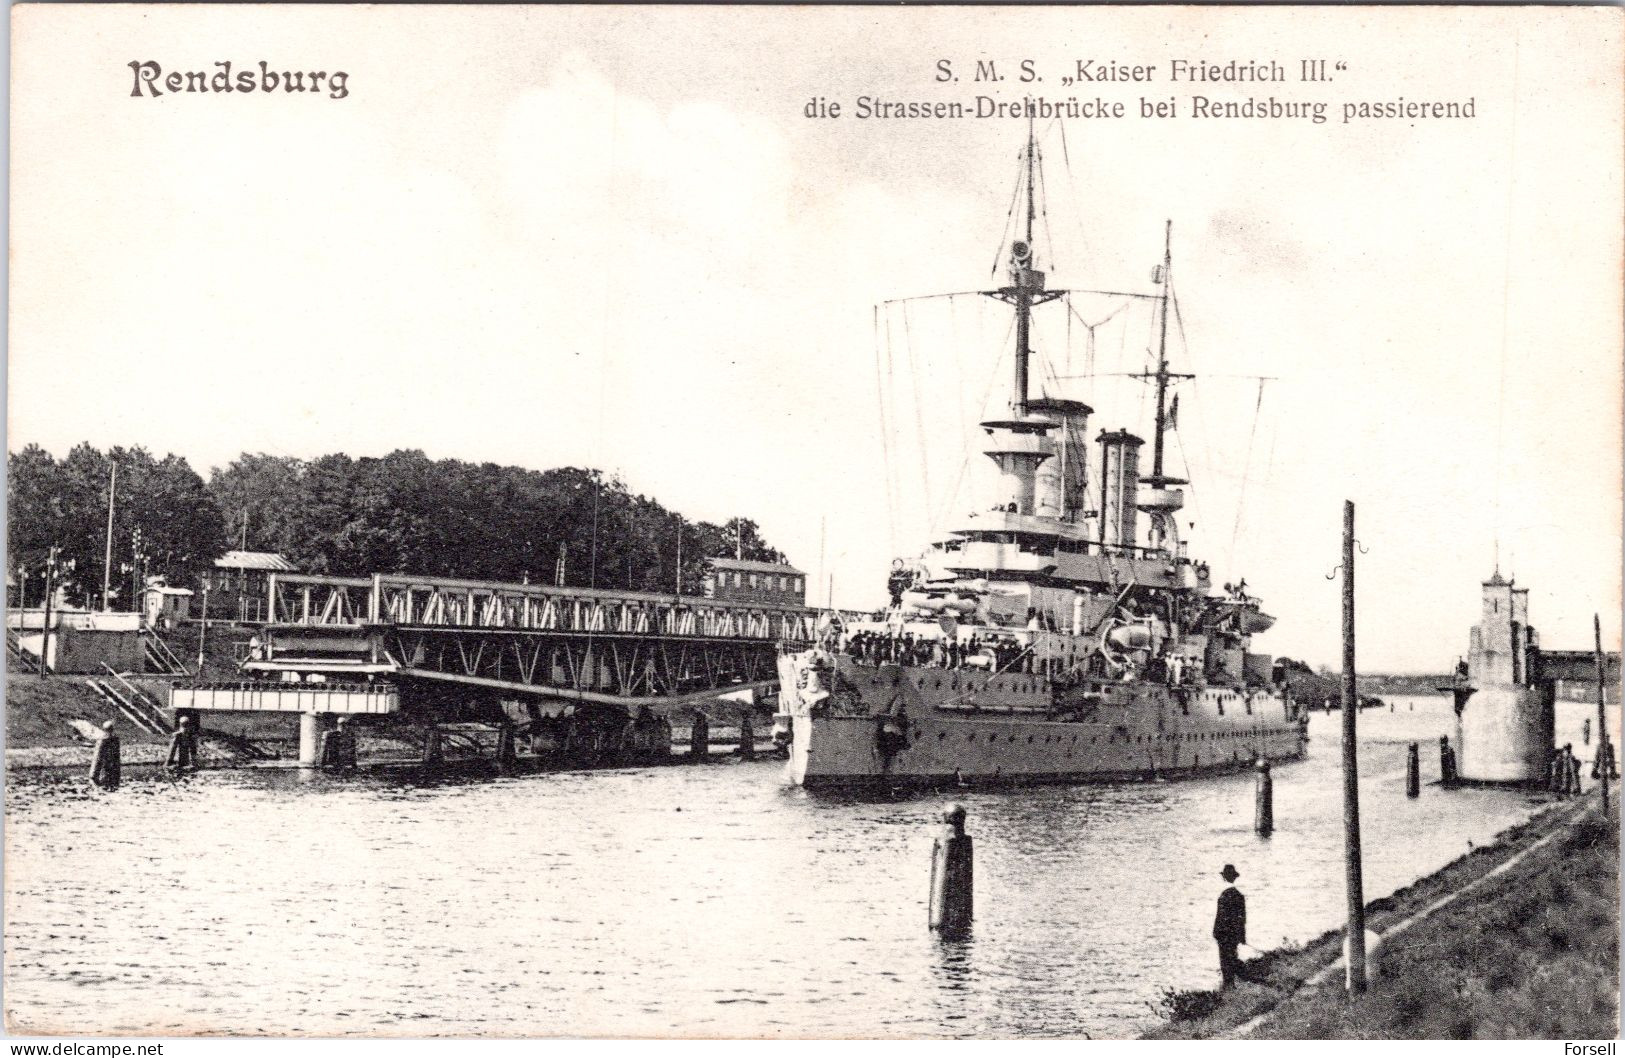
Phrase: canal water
[{"left": 4, "top": 695, "right": 1612, "bottom": 1038}]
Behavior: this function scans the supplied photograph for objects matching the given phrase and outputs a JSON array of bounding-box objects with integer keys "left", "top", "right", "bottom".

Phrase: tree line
[{"left": 7, "top": 445, "right": 787, "bottom": 609}]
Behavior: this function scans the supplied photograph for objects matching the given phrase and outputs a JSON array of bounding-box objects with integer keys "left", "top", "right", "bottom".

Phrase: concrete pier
[{"left": 298, "top": 712, "right": 335, "bottom": 767}]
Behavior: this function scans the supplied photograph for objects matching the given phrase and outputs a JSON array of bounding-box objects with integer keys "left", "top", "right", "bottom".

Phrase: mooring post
[
  {"left": 319, "top": 722, "right": 340, "bottom": 769},
  {"left": 928, "top": 804, "right": 974, "bottom": 935},
  {"left": 89, "top": 723, "right": 121, "bottom": 790},
  {"left": 338, "top": 717, "right": 358, "bottom": 768},
  {"left": 1340, "top": 500, "right": 1367, "bottom": 994},
  {"left": 496, "top": 722, "right": 517, "bottom": 768},
  {"left": 319, "top": 716, "right": 357, "bottom": 769},
  {"left": 737, "top": 712, "right": 755, "bottom": 760},
  {"left": 422, "top": 726, "right": 444, "bottom": 768},
  {"left": 1254, "top": 759, "right": 1274, "bottom": 836},
  {"left": 689, "top": 710, "right": 709, "bottom": 761},
  {"left": 1439, "top": 735, "right": 1456, "bottom": 786},
  {"left": 1406, "top": 742, "right": 1420, "bottom": 798},
  {"left": 166, "top": 714, "right": 199, "bottom": 771}
]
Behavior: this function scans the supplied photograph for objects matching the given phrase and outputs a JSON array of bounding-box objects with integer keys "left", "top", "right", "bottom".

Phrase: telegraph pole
[
  {"left": 1341, "top": 500, "right": 1367, "bottom": 993},
  {"left": 39, "top": 546, "right": 58, "bottom": 678},
  {"left": 1596, "top": 614, "right": 1610, "bottom": 817},
  {"left": 100, "top": 462, "right": 117, "bottom": 612},
  {"left": 197, "top": 585, "right": 211, "bottom": 675}
]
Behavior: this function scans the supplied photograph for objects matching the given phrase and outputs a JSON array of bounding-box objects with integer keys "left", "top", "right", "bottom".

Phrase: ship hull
[{"left": 781, "top": 653, "right": 1308, "bottom": 788}]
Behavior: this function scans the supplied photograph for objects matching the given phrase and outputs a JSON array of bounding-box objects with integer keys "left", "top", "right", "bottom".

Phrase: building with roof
[
  {"left": 703, "top": 557, "right": 807, "bottom": 608},
  {"left": 202, "top": 550, "right": 299, "bottom": 623},
  {"left": 144, "top": 579, "right": 194, "bottom": 630}
]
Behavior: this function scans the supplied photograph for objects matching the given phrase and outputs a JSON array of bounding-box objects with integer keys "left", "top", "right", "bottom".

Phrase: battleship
[{"left": 774, "top": 128, "right": 1309, "bottom": 787}]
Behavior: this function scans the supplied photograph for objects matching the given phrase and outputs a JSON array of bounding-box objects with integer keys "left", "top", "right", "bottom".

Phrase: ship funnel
[
  {"left": 981, "top": 413, "right": 1056, "bottom": 516},
  {"left": 1028, "top": 398, "right": 1091, "bottom": 521},
  {"left": 1098, "top": 429, "right": 1144, "bottom": 549}
]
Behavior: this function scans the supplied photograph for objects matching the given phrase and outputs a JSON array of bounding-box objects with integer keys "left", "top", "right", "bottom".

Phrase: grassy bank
[
  {"left": 1148, "top": 797, "right": 1619, "bottom": 1039},
  {"left": 5, "top": 673, "right": 171, "bottom": 747}
]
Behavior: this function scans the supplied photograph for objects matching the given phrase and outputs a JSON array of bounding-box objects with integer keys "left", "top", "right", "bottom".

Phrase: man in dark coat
[{"left": 1213, "top": 864, "right": 1247, "bottom": 988}]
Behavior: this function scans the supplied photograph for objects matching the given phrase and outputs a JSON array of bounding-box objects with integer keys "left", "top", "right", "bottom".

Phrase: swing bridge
[{"left": 170, "top": 572, "right": 827, "bottom": 745}]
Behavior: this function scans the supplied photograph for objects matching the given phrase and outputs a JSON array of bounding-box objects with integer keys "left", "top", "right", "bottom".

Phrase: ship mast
[
  {"left": 1012, "top": 120, "right": 1038, "bottom": 415},
  {"left": 986, "top": 122, "right": 1063, "bottom": 415},
  {"left": 1143, "top": 220, "right": 1192, "bottom": 485}
]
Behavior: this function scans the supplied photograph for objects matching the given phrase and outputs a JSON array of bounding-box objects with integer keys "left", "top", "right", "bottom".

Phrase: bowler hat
[{"left": 1221, "top": 864, "right": 1239, "bottom": 881}]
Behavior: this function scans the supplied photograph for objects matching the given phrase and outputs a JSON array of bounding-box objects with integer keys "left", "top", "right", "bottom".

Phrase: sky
[{"left": 8, "top": 6, "right": 1622, "bottom": 671}]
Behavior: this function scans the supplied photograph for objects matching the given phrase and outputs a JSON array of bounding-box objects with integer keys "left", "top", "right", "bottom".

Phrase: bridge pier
[{"left": 298, "top": 712, "right": 335, "bottom": 766}]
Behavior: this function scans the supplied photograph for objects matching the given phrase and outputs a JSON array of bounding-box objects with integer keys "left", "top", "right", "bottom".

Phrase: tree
[
  {"left": 14, "top": 441, "right": 793, "bottom": 601},
  {"left": 7, "top": 444, "right": 224, "bottom": 609},
  {"left": 206, "top": 453, "right": 306, "bottom": 555}
]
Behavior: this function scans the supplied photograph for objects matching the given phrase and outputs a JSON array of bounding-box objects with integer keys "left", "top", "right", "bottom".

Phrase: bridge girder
[{"left": 384, "top": 626, "right": 779, "bottom": 704}]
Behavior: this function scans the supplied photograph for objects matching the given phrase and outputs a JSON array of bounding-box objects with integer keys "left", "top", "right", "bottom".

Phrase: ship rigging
[{"left": 775, "top": 124, "right": 1306, "bottom": 788}]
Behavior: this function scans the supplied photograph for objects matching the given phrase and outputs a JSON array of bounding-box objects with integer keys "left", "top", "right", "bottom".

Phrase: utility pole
[
  {"left": 39, "top": 546, "right": 59, "bottom": 678},
  {"left": 1596, "top": 614, "right": 1610, "bottom": 817},
  {"left": 555, "top": 542, "right": 566, "bottom": 588},
  {"left": 675, "top": 519, "right": 683, "bottom": 599},
  {"left": 197, "top": 585, "right": 210, "bottom": 675},
  {"left": 1341, "top": 500, "right": 1367, "bottom": 993},
  {"left": 101, "top": 462, "right": 117, "bottom": 612},
  {"left": 130, "top": 527, "right": 145, "bottom": 618}
]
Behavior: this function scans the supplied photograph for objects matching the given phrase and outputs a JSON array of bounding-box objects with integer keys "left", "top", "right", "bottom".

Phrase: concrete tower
[{"left": 1455, "top": 570, "right": 1553, "bottom": 783}]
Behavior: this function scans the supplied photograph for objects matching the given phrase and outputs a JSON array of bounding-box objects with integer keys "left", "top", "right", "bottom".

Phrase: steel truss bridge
[{"left": 239, "top": 572, "right": 824, "bottom": 714}]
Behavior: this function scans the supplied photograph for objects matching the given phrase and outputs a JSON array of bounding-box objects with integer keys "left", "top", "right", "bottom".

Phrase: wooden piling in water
[
  {"left": 496, "top": 723, "right": 517, "bottom": 768},
  {"left": 1406, "top": 742, "right": 1420, "bottom": 798},
  {"left": 1254, "top": 760, "right": 1274, "bottom": 836},
  {"left": 167, "top": 715, "right": 199, "bottom": 772},
  {"left": 422, "top": 726, "right": 444, "bottom": 768},
  {"left": 89, "top": 727, "right": 120, "bottom": 790},
  {"left": 689, "top": 711, "right": 709, "bottom": 761},
  {"left": 737, "top": 713, "right": 755, "bottom": 761},
  {"left": 928, "top": 804, "right": 973, "bottom": 935}
]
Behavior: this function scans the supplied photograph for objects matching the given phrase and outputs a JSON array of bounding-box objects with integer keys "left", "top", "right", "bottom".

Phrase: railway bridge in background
[{"left": 172, "top": 572, "right": 835, "bottom": 762}]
